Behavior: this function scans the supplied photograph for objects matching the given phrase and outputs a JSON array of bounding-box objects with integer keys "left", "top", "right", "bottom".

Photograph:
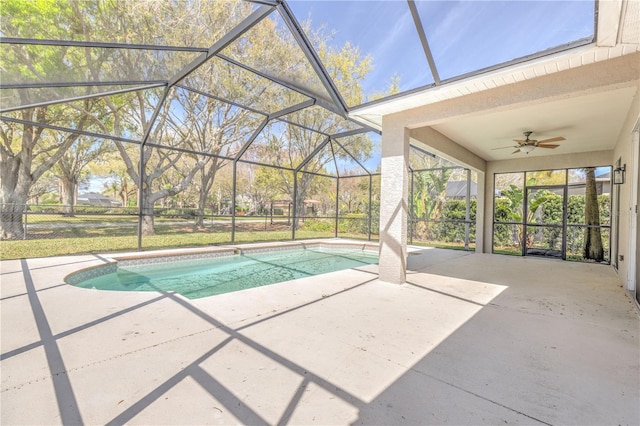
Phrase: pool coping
[{"left": 64, "top": 240, "right": 379, "bottom": 286}]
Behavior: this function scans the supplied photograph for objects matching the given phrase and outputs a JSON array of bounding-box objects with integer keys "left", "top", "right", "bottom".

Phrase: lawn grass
[
  {"left": 2, "top": 212, "right": 380, "bottom": 260},
  {"left": 25, "top": 214, "right": 139, "bottom": 224},
  {"left": 409, "top": 240, "right": 475, "bottom": 251},
  {"left": 492, "top": 247, "right": 523, "bottom": 255},
  {"left": 1, "top": 233, "right": 235, "bottom": 259},
  {"left": 0, "top": 229, "right": 377, "bottom": 260},
  {"left": 23, "top": 213, "right": 286, "bottom": 225},
  {"left": 1, "top": 236, "right": 140, "bottom": 259}
]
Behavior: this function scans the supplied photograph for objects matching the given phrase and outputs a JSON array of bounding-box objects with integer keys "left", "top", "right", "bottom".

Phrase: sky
[{"left": 287, "top": 0, "right": 596, "bottom": 105}]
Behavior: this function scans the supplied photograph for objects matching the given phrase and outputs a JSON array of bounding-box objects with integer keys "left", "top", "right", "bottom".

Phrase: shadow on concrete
[
  {"left": 18, "top": 259, "right": 83, "bottom": 425},
  {"left": 5, "top": 258, "right": 378, "bottom": 425},
  {"left": 354, "top": 250, "right": 639, "bottom": 425},
  {"left": 3, "top": 249, "right": 638, "bottom": 425}
]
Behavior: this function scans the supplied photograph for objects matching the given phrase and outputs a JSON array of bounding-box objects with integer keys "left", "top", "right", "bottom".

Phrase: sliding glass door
[{"left": 524, "top": 186, "right": 566, "bottom": 259}]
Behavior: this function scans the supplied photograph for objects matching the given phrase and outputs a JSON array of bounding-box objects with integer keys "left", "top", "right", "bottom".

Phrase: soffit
[{"left": 349, "top": 42, "right": 640, "bottom": 129}]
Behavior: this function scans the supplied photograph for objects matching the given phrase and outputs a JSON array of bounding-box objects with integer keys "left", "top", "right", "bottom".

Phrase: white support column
[
  {"left": 475, "top": 171, "right": 486, "bottom": 253},
  {"left": 379, "top": 120, "right": 410, "bottom": 284},
  {"left": 628, "top": 124, "right": 639, "bottom": 293}
]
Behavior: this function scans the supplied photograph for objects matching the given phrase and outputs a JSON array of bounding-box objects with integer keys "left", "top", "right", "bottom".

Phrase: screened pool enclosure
[{"left": 0, "top": 0, "right": 594, "bottom": 258}]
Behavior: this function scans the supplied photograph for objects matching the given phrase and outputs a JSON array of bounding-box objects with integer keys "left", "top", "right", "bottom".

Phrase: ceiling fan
[{"left": 493, "top": 131, "right": 566, "bottom": 154}]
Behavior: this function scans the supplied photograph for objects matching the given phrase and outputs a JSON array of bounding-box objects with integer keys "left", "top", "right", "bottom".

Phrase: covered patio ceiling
[{"left": 429, "top": 86, "right": 638, "bottom": 162}]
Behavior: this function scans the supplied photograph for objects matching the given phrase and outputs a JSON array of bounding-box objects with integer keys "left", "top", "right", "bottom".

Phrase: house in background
[
  {"left": 445, "top": 181, "right": 477, "bottom": 199},
  {"left": 77, "top": 193, "right": 122, "bottom": 207}
]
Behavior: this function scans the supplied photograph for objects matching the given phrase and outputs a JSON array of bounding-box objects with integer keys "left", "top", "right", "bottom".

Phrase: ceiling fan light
[{"left": 521, "top": 145, "right": 536, "bottom": 154}]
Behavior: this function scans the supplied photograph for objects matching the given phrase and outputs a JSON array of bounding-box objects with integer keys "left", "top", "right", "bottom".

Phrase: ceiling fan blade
[
  {"left": 512, "top": 149, "right": 521, "bottom": 154},
  {"left": 513, "top": 139, "right": 526, "bottom": 143},
  {"left": 537, "top": 136, "right": 565, "bottom": 144},
  {"left": 491, "top": 146, "right": 518, "bottom": 150},
  {"left": 537, "top": 144, "right": 559, "bottom": 149}
]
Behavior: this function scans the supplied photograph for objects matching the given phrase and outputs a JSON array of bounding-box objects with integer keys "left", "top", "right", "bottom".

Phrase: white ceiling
[{"left": 430, "top": 86, "right": 639, "bottom": 161}]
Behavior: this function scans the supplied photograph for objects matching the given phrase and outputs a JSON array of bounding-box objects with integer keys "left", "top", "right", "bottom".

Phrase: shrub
[
  {"left": 493, "top": 198, "right": 515, "bottom": 246},
  {"left": 74, "top": 206, "right": 110, "bottom": 214},
  {"left": 301, "top": 218, "right": 334, "bottom": 232},
  {"left": 338, "top": 217, "right": 365, "bottom": 234},
  {"left": 539, "top": 191, "right": 562, "bottom": 249},
  {"left": 28, "top": 205, "right": 62, "bottom": 213},
  {"left": 158, "top": 208, "right": 197, "bottom": 217},
  {"left": 433, "top": 199, "right": 476, "bottom": 243},
  {"left": 364, "top": 201, "right": 380, "bottom": 235},
  {"left": 494, "top": 190, "right": 611, "bottom": 255},
  {"left": 109, "top": 207, "right": 138, "bottom": 215}
]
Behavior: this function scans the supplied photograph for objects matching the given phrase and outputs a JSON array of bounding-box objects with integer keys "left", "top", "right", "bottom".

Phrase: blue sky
[{"left": 287, "top": 1, "right": 596, "bottom": 104}]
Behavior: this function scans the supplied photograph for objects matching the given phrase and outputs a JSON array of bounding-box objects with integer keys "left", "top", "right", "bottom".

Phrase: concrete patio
[{"left": 1, "top": 245, "right": 638, "bottom": 425}]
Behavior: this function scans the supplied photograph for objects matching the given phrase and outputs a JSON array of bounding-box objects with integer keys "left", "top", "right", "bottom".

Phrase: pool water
[{"left": 75, "top": 247, "right": 378, "bottom": 299}]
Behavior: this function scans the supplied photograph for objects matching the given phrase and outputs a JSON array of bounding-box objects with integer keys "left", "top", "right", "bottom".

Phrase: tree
[
  {"left": 2, "top": 0, "right": 381, "bottom": 239},
  {"left": 124, "top": 91, "right": 205, "bottom": 235},
  {"left": 414, "top": 169, "right": 454, "bottom": 220},
  {"left": 493, "top": 185, "right": 525, "bottom": 249},
  {"left": 169, "top": 84, "right": 260, "bottom": 226},
  {"left": 94, "top": 0, "right": 269, "bottom": 234},
  {"left": 339, "top": 174, "right": 368, "bottom": 214},
  {"left": 3, "top": 0, "right": 259, "bottom": 235},
  {"left": 0, "top": 107, "right": 88, "bottom": 239},
  {"left": 0, "top": 0, "right": 128, "bottom": 237},
  {"left": 27, "top": 171, "right": 58, "bottom": 205},
  {"left": 98, "top": 158, "right": 136, "bottom": 207},
  {"left": 303, "top": 173, "right": 334, "bottom": 218},
  {"left": 222, "top": 15, "right": 376, "bottom": 228},
  {"left": 52, "top": 137, "right": 114, "bottom": 214},
  {"left": 364, "top": 174, "right": 380, "bottom": 236},
  {"left": 244, "top": 164, "right": 290, "bottom": 215},
  {"left": 583, "top": 167, "right": 604, "bottom": 261},
  {"left": 495, "top": 185, "right": 556, "bottom": 250},
  {"left": 254, "top": 129, "right": 369, "bottom": 228},
  {"left": 411, "top": 168, "right": 453, "bottom": 241}
]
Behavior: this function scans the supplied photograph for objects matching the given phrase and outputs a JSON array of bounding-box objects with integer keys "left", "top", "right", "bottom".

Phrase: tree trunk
[
  {"left": 0, "top": 155, "right": 24, "bottom": 239},
  {"left": 0, "top": 203, "right": 26, "bottom": 240},
  {"left": 194, "top": 159, "right": 219, "bottom": 228},
  {"left": 121, "top": 178, "right": 129, "bottom": 206},
  {"left": 1, "top": 155, "right": 33, "bottom": 240},
  {"left": 141, "top": 212, "right": 155, "bottom": 236},
  {"left": 292, "top": 174, "right": 312, "bottom": 230},
  {"left": 140, "top": 185, "right": 155, "bottom": 236},
  {"left": 583, "top": 167, "right": 604, "bottom": 261},
  {"left": 195, "top": 190, "right": 206, "bottom": 228},
  {"left": 60, "top": 178, "right": 76, "bottom": 215}
]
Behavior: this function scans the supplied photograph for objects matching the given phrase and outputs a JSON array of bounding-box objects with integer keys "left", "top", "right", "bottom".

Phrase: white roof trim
[{"left": 349, "top": 42, "right": 640, "bottom": 127}]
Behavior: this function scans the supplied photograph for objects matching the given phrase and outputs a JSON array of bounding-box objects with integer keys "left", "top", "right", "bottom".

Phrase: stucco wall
[
  {"left": 378, "top": 116, "right": 410, "bottom": 283},
  {"left": 612, "top": 83, "right": 640, "bottom": 290}
]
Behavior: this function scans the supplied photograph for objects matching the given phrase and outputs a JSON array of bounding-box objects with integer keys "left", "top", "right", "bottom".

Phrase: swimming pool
[{"left": 68, "top": 244, "right": 378, "bottom": 299}]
